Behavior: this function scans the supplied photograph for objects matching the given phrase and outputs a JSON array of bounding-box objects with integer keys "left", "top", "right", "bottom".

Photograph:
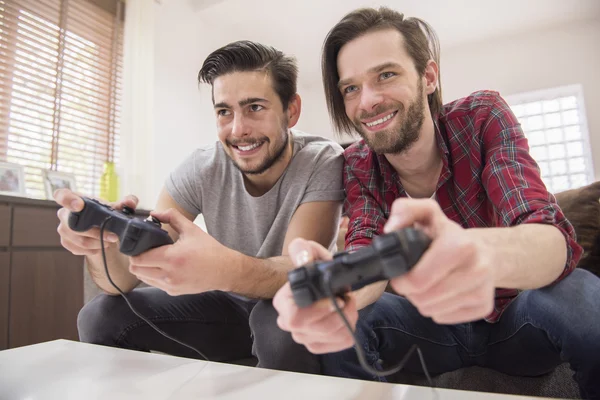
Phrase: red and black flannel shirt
[{"left": 343, "top": 90, "right": 583, "bottom": 323}]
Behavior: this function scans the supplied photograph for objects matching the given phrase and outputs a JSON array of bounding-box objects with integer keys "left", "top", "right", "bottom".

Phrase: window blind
[{"left": 0, "top": 0, "right": 123, "bottom": 199}]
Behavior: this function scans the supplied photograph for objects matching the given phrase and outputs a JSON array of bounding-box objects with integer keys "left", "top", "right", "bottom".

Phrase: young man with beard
[
  {"left": 273, "top": 7, "right": 600, "bottom": 398},
  {"left": 53, "top": 40, "right": 343, "bottom": 374}
]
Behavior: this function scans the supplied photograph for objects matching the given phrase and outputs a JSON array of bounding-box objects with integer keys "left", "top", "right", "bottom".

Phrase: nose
[
  {"left": 231, "top": 114, "right": 250, "bottom": 138},
  {"left": 358, "top": 85, "right": 384, "bottom": 113}
]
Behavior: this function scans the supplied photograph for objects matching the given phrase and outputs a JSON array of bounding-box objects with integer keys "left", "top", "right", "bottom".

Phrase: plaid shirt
[{"left": 343, "top": 90, "right": 583, "bottom": 323}]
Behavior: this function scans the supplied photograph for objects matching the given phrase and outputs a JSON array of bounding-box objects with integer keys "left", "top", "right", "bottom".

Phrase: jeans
[
  {"left": 321, "top": 269, "right": 600, "bottom": 399},
  {"left": 78, "top": 288, "right": 320, "bottom": 374}
]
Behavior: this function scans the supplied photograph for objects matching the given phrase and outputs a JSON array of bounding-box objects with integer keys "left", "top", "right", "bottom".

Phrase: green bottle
[{"left": 100, "top": 161, "right": 119, "bottom": 202}]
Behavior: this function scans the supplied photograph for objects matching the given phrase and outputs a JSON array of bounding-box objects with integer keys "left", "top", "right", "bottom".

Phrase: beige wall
[
  {"left": 152, "top": 2, "right": 600, "bottom": 199},
  {"left": 442, "top": 18, "right": 600, "bottom": 181}
]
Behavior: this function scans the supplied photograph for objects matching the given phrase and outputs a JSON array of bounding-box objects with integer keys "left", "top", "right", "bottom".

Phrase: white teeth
[
  {"left": 366, "top": 112, "right": 396, "bottom": 127},
  {"left": 237, "top": 142, "right": 261, "bottom": 151}
]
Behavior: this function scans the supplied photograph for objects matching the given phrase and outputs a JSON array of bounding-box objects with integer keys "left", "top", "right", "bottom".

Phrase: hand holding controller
[
  {"left": 68, "top": 197, "right": 173, "bottom": 256},
  {"left": 288, "top": 227, "right": 431, "bottom": 307}
]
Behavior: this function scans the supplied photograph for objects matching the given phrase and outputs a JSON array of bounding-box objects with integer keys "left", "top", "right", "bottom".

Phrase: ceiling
[{"left": 186, "top": 0, "right": 600, "bottom": 77}]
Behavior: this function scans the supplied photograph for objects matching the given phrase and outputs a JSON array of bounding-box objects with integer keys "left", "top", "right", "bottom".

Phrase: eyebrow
[
  {"left": 214, "top": 97, "right": 269, "bottom": 109},
  {"left": 337, "top": 62, "right": 403, "bottom": 89}
]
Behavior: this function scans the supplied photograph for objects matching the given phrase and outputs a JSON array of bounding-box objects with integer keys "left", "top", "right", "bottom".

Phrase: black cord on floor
[
  {"left": 99, "top": 217, "right": 209, "bottom": 361},
  {"left": 322, "top": 268, "right": 437, "bottom": 394},
  {"left": 99, "top": 215, "right": 436, "bottom": 395}
]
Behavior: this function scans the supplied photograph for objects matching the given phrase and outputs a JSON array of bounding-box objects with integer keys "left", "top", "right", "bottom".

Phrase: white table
[{"left": 0, "top": 340, "right": 551, "bottom": 400}]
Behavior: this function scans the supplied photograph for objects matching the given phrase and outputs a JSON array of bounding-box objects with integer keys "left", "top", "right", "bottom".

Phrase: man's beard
[
  {"left": 228, "top": 120, "right": 290, "bottom": 175},
  {"left": 353, "top": 81, "right": 426, "bottom": 155}
]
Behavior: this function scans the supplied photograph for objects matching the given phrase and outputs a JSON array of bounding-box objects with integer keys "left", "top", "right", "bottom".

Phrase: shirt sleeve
[
  {"left": 300, "top": 143, "right": 345, "bottom": 204},
  {"left": 165, "top": 149, "right": 203, "bottom": 216},
  {"left": 480, "top": 94, "right": 583, "bottom": 283},
  {"left": 343, "top": 158, "right": 387, "bottom": 253}
]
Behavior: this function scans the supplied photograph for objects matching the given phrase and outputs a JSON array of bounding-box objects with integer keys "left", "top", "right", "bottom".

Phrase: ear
[
  {"left": 286, "top": 93, "right": 302, "bottom": 128},
  {"left": 423, "top": 60, "right": 439, "bottom": 96}
]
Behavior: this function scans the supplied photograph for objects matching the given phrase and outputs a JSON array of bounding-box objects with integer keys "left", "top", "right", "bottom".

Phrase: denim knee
[
  {"left": 77, "top": 293, "right": 130, "bottom": 345},
  {"left": 521, "top": 269, "right": 600, "bottom": 352},
  {"left": 249, "top": 300, "right": 297, "bottom": 362},
  {"left": 249, "top": 299, "right": 321, "bottom": 374},
  {"left": 319, "top": 304, "right": 384, "bottom": 381}
]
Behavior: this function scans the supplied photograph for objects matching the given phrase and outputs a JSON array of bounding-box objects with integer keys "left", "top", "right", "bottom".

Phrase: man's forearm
[
  {"left": 86, "top": 243, "right": 140, "bottom": 295},
  {"left": 468, "top": 223, "right": 568, "bottom": 290},
  {"left": 226, "top": 253, "right": 292, "bottom": 299},
  {"left": 225, "top": 250, "right": 390, "bottom": 305}
]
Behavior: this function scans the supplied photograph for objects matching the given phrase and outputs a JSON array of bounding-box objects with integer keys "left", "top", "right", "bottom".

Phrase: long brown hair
[{"left": 322, "top": 7, "right": 442, "bottom": 135}]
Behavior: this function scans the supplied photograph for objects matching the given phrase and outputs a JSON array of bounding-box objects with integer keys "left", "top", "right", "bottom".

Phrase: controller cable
[
  {"left": 322, "top": 268, "right": 436, "bottom": 392},
  {"left": 99, "top": 216, "right": 436, "bottom": 393},
  {"left": 99, "top": 217, "right": 209, "bottom": 361}
]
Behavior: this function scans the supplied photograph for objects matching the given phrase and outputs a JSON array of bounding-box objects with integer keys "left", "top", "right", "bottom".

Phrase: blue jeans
[
  {"left": 321, "top": 269, "right": 600, "bottom": 399},
  {"left": 77, "top": 288, "right": 320, "bottom": 374}
]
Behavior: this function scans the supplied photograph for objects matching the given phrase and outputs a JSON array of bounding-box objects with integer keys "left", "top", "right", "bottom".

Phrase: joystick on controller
[
  {"left": 68, "top": 197, "right": 173, "bottom": 256},
  {"left": 288, "top": 228, "right": 431, "bottom": 307}
]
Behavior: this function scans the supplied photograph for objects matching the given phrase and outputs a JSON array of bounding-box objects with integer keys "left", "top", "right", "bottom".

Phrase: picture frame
[
  {"left": 43, "top": 169, "right": 78, "bottom": 199},
  {"left": 0, "top": 161, "right": 26, "bottom": 196}
]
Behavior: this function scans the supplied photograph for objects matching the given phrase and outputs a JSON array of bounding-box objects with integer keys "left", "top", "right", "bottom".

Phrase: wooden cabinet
[
  {"left": 0, "top": 195, "right": 84, "bottom": 349},
  {"left": 0, "top": 253, "right": 9, "bottom": 350},
  {"left": 0, "top": 205, "right": 9, "bottom": 349},
  {"left": 12, "top": 206, "right": 62, "bottom": 247},
  {"left": 9, "top": 251, "right": 83, "bottom": 348},
  {"left": 0, "top": 205, "right": 9, "bottom": 247}
]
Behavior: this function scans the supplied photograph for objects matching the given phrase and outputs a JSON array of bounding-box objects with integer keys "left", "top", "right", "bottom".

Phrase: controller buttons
[
  {"left": 122, "top": 205, "right": 135, "bottom": 215},
  {"left": 333, "top": 251, "right": 349, "bottom": 260},
  {"left": 148, "top": 216, "right": 161, "bottom": 226},
  {"left": 288, "top": 266, "right": 308, "bottom": 286},
  {"left": 372, "top": 234, "right": 400, "bottom": 256},
  {"left": 341, "top": 247, "right": 375, "bottom": 265}
]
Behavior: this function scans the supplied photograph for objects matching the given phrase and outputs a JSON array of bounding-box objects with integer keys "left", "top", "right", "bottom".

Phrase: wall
[
  {"left": 152, "top": 0, "right": 220, "bottom": 207},
  {"left": 441, "top": 18, "right": 600, "bottom": 181},
  {"left": 152, "top": 2, "right": 600, "bottom": 207}
]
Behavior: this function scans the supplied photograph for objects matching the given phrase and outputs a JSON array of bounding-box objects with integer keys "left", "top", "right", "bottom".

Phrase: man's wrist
[
  {"left": 465, "top": 226, "right": 512, "bottom": 288},
  {"left": 219, "top": 248, "right": 245, "bottom": 293}
]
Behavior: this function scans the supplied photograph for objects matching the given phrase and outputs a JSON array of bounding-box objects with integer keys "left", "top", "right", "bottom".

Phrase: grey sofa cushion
[
  {"left": 229, "top": 358, "right": 580, "bottom": 398},
  {"left": 388, "top": 363, "right": 580, "bottom": 398}
]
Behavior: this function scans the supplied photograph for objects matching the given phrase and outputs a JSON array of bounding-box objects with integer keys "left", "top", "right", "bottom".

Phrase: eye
[
  {"left": 380, "top": 71, "right": 396, "bottom": 80},
  {"left": 217, "top": 109, "right": 231, "bottom": 117},
  {"left": 343, "top": 85, "right": 358, "bottom": 95},
  {"left": 249, "top": 104, "right": 264, "bottom": 112}
]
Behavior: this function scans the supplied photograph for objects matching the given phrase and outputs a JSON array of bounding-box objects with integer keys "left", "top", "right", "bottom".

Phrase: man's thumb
[
  {"left": 53, "top": 188, "right": 83, "bottom": 212},
  {"left": 151, "top": 208, "right": 189, "bottom": 234}
]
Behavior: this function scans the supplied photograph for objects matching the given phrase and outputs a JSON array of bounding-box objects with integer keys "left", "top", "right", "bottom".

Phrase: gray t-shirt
[{"left": 165, "top": 130, "right": 345, "bottom": 258}]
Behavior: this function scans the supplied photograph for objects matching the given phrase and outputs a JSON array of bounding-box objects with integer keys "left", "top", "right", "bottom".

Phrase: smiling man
[
  {"left": 272, "top": 7, "right": 600, "bottom": 398},
  {"left": 54, "top": 40, "right": 344, "bottom": 374}
]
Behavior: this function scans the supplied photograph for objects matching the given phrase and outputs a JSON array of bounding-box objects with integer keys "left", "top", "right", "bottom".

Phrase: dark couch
[{"left": 385, "top": 181, "right": 600, "bottom": 398}]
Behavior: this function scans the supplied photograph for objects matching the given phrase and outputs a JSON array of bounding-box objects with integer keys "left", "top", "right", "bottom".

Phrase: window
[
  {"left": 0, "top": 0, "right": 123, "bottom": 199},
  {"left": 507, "top": 85, "right": 594, "bottom": 193}
]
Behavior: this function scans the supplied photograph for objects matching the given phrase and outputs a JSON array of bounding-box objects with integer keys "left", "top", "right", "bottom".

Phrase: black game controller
[
  {"left": 288, "top": 228, "right": 431, "bottom": 307},
  {"left": 68, "top": 197, "right": 173, "bottom": 256}
]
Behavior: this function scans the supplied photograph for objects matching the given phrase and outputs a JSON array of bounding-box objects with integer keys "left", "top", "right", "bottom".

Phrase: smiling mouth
[
  {"left": 363, "top": 111, "right": 398, "bottom": 128},
  {"left": 233, "top": 142, "right": 263, "bottom": 151}
]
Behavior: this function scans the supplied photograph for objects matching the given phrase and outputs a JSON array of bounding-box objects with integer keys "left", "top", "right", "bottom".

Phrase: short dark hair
[
  {"left": 198, "top": 40, "right": 298, "bottom": 109},
  {"left": 322, "top": 7, "right": 442, "bottom": 135}
]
